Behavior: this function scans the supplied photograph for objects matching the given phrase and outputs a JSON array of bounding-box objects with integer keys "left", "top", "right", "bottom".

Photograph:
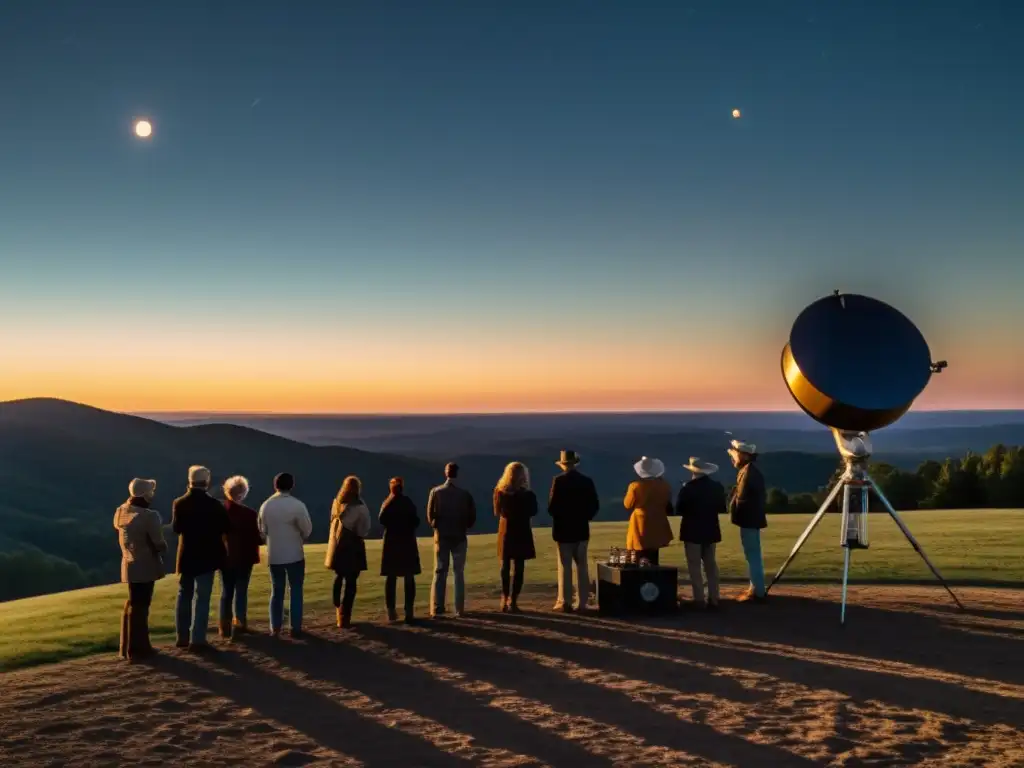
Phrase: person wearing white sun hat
[
  {"left": 675, "top": 458, "right": 726, "bottom": 609},
  {"left": 727, "top": 439, "right": 768, "bottom": 602},
  {"left": 623, "top": 456, "right": 674, "bottom": 564}
]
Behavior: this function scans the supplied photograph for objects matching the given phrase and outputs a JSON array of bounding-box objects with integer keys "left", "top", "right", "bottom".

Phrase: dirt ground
[{"left": 1, "top": 585, "right": 1022, "bottom": 767}]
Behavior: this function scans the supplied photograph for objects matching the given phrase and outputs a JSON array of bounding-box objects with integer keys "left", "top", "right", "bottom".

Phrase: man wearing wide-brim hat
[
  {"left": 675, "top": 458, "right": 726, "bottom": 609},
  {"left": 727, "top": 440, "right": 768, "bottom": 602},
  {"left": 623, "top": 456, "right": 674, "bottom": 564},
  {"left": 548, "top": 450, "right": 600, "bottom": 612}
]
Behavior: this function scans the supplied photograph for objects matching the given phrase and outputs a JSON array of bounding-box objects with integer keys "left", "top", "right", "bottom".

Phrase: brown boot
[
  {"left": 218, "top": 619, "right": 232, "bottom": 640},
  {"left": 336, "top": 607, "right": 343, "bottom": 628},
  {"left": 127, "top": 607, "right": 156, "bottom": 661},
  {"left": 118, "top": 600, "right": 131, "bottom": 659},
  {"left": 500, "top": 596, "right": 510, "bottom": 613}
]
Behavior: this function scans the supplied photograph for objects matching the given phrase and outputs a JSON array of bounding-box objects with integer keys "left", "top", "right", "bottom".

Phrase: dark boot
[
  {"left": 118, "top": 600, "right": 130, "bottom": 659},
  {"left": 384, "top": 577, "right": 399, "bottom": 622},
  {"left": 404, "top": 581, "right": 416, "bottom": 624},
  {"left": 138, "top": 603, "right": 155, "bottom": 655},
  {"left": 125, "top": 604, "right": 140, "bottom": 661}
]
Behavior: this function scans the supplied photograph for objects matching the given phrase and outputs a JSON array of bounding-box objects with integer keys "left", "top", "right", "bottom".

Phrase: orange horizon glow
[
  {"left": 2, "top": 314, "right": 1020, "bottom": 414},
  {"left": 2, "top": 381, "right": 1021, "bottom": 415}
]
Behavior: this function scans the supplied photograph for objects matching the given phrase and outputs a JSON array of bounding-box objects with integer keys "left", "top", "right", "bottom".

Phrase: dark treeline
[{"left": 765, "top": 444, "right": 1024, "bottom": 513}]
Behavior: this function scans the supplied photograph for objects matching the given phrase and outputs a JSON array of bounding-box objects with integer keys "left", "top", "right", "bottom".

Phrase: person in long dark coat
[
  {"left": 493, "top": 462, "right": 538, "bottom": 613},
  {"left": 675, "top": 458, "right": 726, "bottom": 610},
  {"left": 324, "top": 475, "right": 370, "bottom": 629},
  {"left": 727, "top": 439, "right": 768, "bottom": 602},
  {"left": 379, "top": 477, "right": 421, "bottom": 623},
  {"left": 220, "top": 475, "right": 262, "bottom": 638}
]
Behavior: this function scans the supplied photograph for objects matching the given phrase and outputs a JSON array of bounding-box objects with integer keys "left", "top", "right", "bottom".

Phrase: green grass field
[{"left": 2, "top": 510, "right": 1022, "bottom": 672}]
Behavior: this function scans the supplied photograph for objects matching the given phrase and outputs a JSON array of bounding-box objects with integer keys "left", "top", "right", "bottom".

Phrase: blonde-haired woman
[
  {"left": 325, "top": 475, "right": 371, "bottom": 628},
  {"left": 220, "top": 475, "right": 262, "bottom": 638},
  {"left": 493, "top": 462, "right": 538, "bottom": 613}
]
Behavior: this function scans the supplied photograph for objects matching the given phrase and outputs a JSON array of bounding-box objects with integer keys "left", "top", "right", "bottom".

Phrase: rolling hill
[{"left": 3, "top": 397, "right": 1019, "bottom": 602}]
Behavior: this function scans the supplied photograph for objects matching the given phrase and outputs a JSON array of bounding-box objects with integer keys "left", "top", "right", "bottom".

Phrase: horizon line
[{"left": 134, "top": 407, "right": 1024, "bottom": 418}]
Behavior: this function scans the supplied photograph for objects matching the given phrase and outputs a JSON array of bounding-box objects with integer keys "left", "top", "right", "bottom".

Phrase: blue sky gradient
[{"left": 1, "top": 1, "right": 1021, "bottom": 411}]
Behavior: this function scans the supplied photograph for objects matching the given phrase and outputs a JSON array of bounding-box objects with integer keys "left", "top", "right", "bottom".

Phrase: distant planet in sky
[
  {"left": 732, "top": 108, "right": 742, "bottom": 119},
  {"left": 134, "top": 119, "right": 153, "bottom": 138}
]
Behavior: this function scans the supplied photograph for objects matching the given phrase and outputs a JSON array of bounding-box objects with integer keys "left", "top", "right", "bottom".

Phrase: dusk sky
[{"left": 1, "top": 1, "right": 1021, "bottom": 413}]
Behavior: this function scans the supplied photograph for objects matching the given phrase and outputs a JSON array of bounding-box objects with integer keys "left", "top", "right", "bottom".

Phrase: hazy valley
[{"left": 1, "top": 398, "right": 1022, "bottom": 602}]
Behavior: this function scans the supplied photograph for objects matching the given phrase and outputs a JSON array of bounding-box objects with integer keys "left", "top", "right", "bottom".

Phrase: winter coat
[
  {"left": 675, "top": 474, "right": 725, "bottom": 544},
  {"left": 729, "top": 462, "right": 768, "bottom": 529},
  {"left": 624, "top": 477, "right": 675, "bottom": 551},
  {"left": 494, "top": 489, "right": 538, "bottom": 561},
  {"left": 114, "top": 500, "right": 167, "bottom": 583},
  {"left": 325, "top": 499, "right": 370, "bottom": 574},
  {"left": 547, "top": 469, "right": 600, "bottom": 543},
  {"left": 379, "top": 493, "right": 422, "bottom": 577},
  {"left": 172, "top": 488, "right": 230, "bottom": 576},
  {"left": 223, "top": 500, "right": 261, "bottom": 569}
]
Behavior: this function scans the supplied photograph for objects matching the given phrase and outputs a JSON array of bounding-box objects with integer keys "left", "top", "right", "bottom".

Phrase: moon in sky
[
  {"left": 732, "top": 108, "right": 742, "bottom": 119},
  {"left": 134, "top": 119, "right": 153, "bottom": 138}
]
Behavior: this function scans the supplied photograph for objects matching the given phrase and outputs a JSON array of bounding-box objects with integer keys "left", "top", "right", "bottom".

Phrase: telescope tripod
[{"left": 766, "top": 431, "right": 965, "bottom": 625}]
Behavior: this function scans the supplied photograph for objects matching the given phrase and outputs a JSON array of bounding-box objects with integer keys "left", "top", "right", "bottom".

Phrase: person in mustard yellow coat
[{"left": 623, "top": 456, "right": 675, "bottom": 564}]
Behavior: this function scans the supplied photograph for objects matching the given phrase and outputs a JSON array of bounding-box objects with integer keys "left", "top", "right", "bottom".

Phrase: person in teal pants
[{"left": 727, "top": 439, "right": 768, "bottom": 602}]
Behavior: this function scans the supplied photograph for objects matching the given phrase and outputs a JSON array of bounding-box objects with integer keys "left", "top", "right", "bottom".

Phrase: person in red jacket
[{"left": 220, "top": 475, "right": 262, "bottom": 639}]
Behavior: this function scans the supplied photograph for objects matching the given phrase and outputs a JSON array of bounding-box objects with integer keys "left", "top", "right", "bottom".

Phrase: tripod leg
[
  {"left": 767, "top": 479, "right": 844, "bottom": 593},
  {"left": 868, "top": 479, "right": 965, "bottom": 611},
  {"left": 840, "top": 546, "right": 851, "bottom": 625}
]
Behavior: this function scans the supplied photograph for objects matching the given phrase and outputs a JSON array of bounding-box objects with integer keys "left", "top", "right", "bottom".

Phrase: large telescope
[{"left": 768, "top": 290, "right": 963, "bottom": 624}]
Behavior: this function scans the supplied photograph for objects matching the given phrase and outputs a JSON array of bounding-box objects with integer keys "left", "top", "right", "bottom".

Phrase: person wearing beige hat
[
  {"left": 623, "top": 456, "right": 674, "bottom": 564},
  {"left": 675, "top": 458, "right": 726, "bottom": 609},
  {"left": 113, "top": 478, "right": 167, "bottom": 660},
  {"left": 172, "top": 465, "right": 231, "bottom": 650},
  {"left": 727, "top": 439, "right": 768, "bottom": 602}
]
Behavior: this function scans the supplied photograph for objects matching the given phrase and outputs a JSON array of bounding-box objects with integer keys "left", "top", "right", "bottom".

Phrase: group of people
[
  {"left": 113, "top": 439, "right": 767, "bottom": 661},
  {"left": 621, "top": 438, "right": 768, "bottom": 608}
]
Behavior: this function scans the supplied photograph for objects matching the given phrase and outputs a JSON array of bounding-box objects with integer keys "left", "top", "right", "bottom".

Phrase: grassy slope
[{"left": 2, "top": 510, "right": 1021, "bottom": 672}]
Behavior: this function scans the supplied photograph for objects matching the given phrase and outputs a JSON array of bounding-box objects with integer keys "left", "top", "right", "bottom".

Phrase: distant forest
[
  {"left": 2, "top": 443, "right": 1022, "bottom": 603},
  {"left": 766, "top": 444, "right": 1024, "bottom": 514}
]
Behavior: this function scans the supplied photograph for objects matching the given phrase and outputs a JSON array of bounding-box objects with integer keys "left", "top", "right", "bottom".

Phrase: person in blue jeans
[
  {"left": 258, "top": 472, "right": 313, "bottom": 637},
  {"left": 171, "top": 465, "right": 231, "bottom": 651},
  {"left": 727, "top": 440, "right": 768, "bottom": 602},
  {"left": 220, "top": 475, "right": 262, "bottom": 639}
]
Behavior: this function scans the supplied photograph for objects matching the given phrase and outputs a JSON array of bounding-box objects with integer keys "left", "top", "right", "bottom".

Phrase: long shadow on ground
[
  {"left": 258, "top": 631, "right": 610, "bottom": 767},
  {"left": 351, "top": 621, "right": 818, "bottom": 767},
  {"left": 454, "top": 609, "right": 1024, "bottom": 730},
  {"left": 154, "top": 649, "right": 466, "bottom": 768},
  {"left": 640, "top": 592, "right": 1023, "bottom": 684}
]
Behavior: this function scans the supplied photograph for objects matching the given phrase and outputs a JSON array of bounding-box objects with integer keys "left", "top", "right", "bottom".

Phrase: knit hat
[{"left": 129, "top": 478, "right": 157, "bottom": 500}]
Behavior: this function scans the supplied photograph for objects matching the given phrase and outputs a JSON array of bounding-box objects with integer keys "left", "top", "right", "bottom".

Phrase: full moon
[
  {"left": 732, "top": 108, "right": 742, "bottom": 119},
  {"left": 134, "top": 120, "right": 153, "bottom": 138}
]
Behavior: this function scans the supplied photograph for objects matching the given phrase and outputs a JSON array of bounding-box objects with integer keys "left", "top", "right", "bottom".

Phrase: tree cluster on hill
[{"left": 764, "top": 444, "right": 1024, "bottom": 513}]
